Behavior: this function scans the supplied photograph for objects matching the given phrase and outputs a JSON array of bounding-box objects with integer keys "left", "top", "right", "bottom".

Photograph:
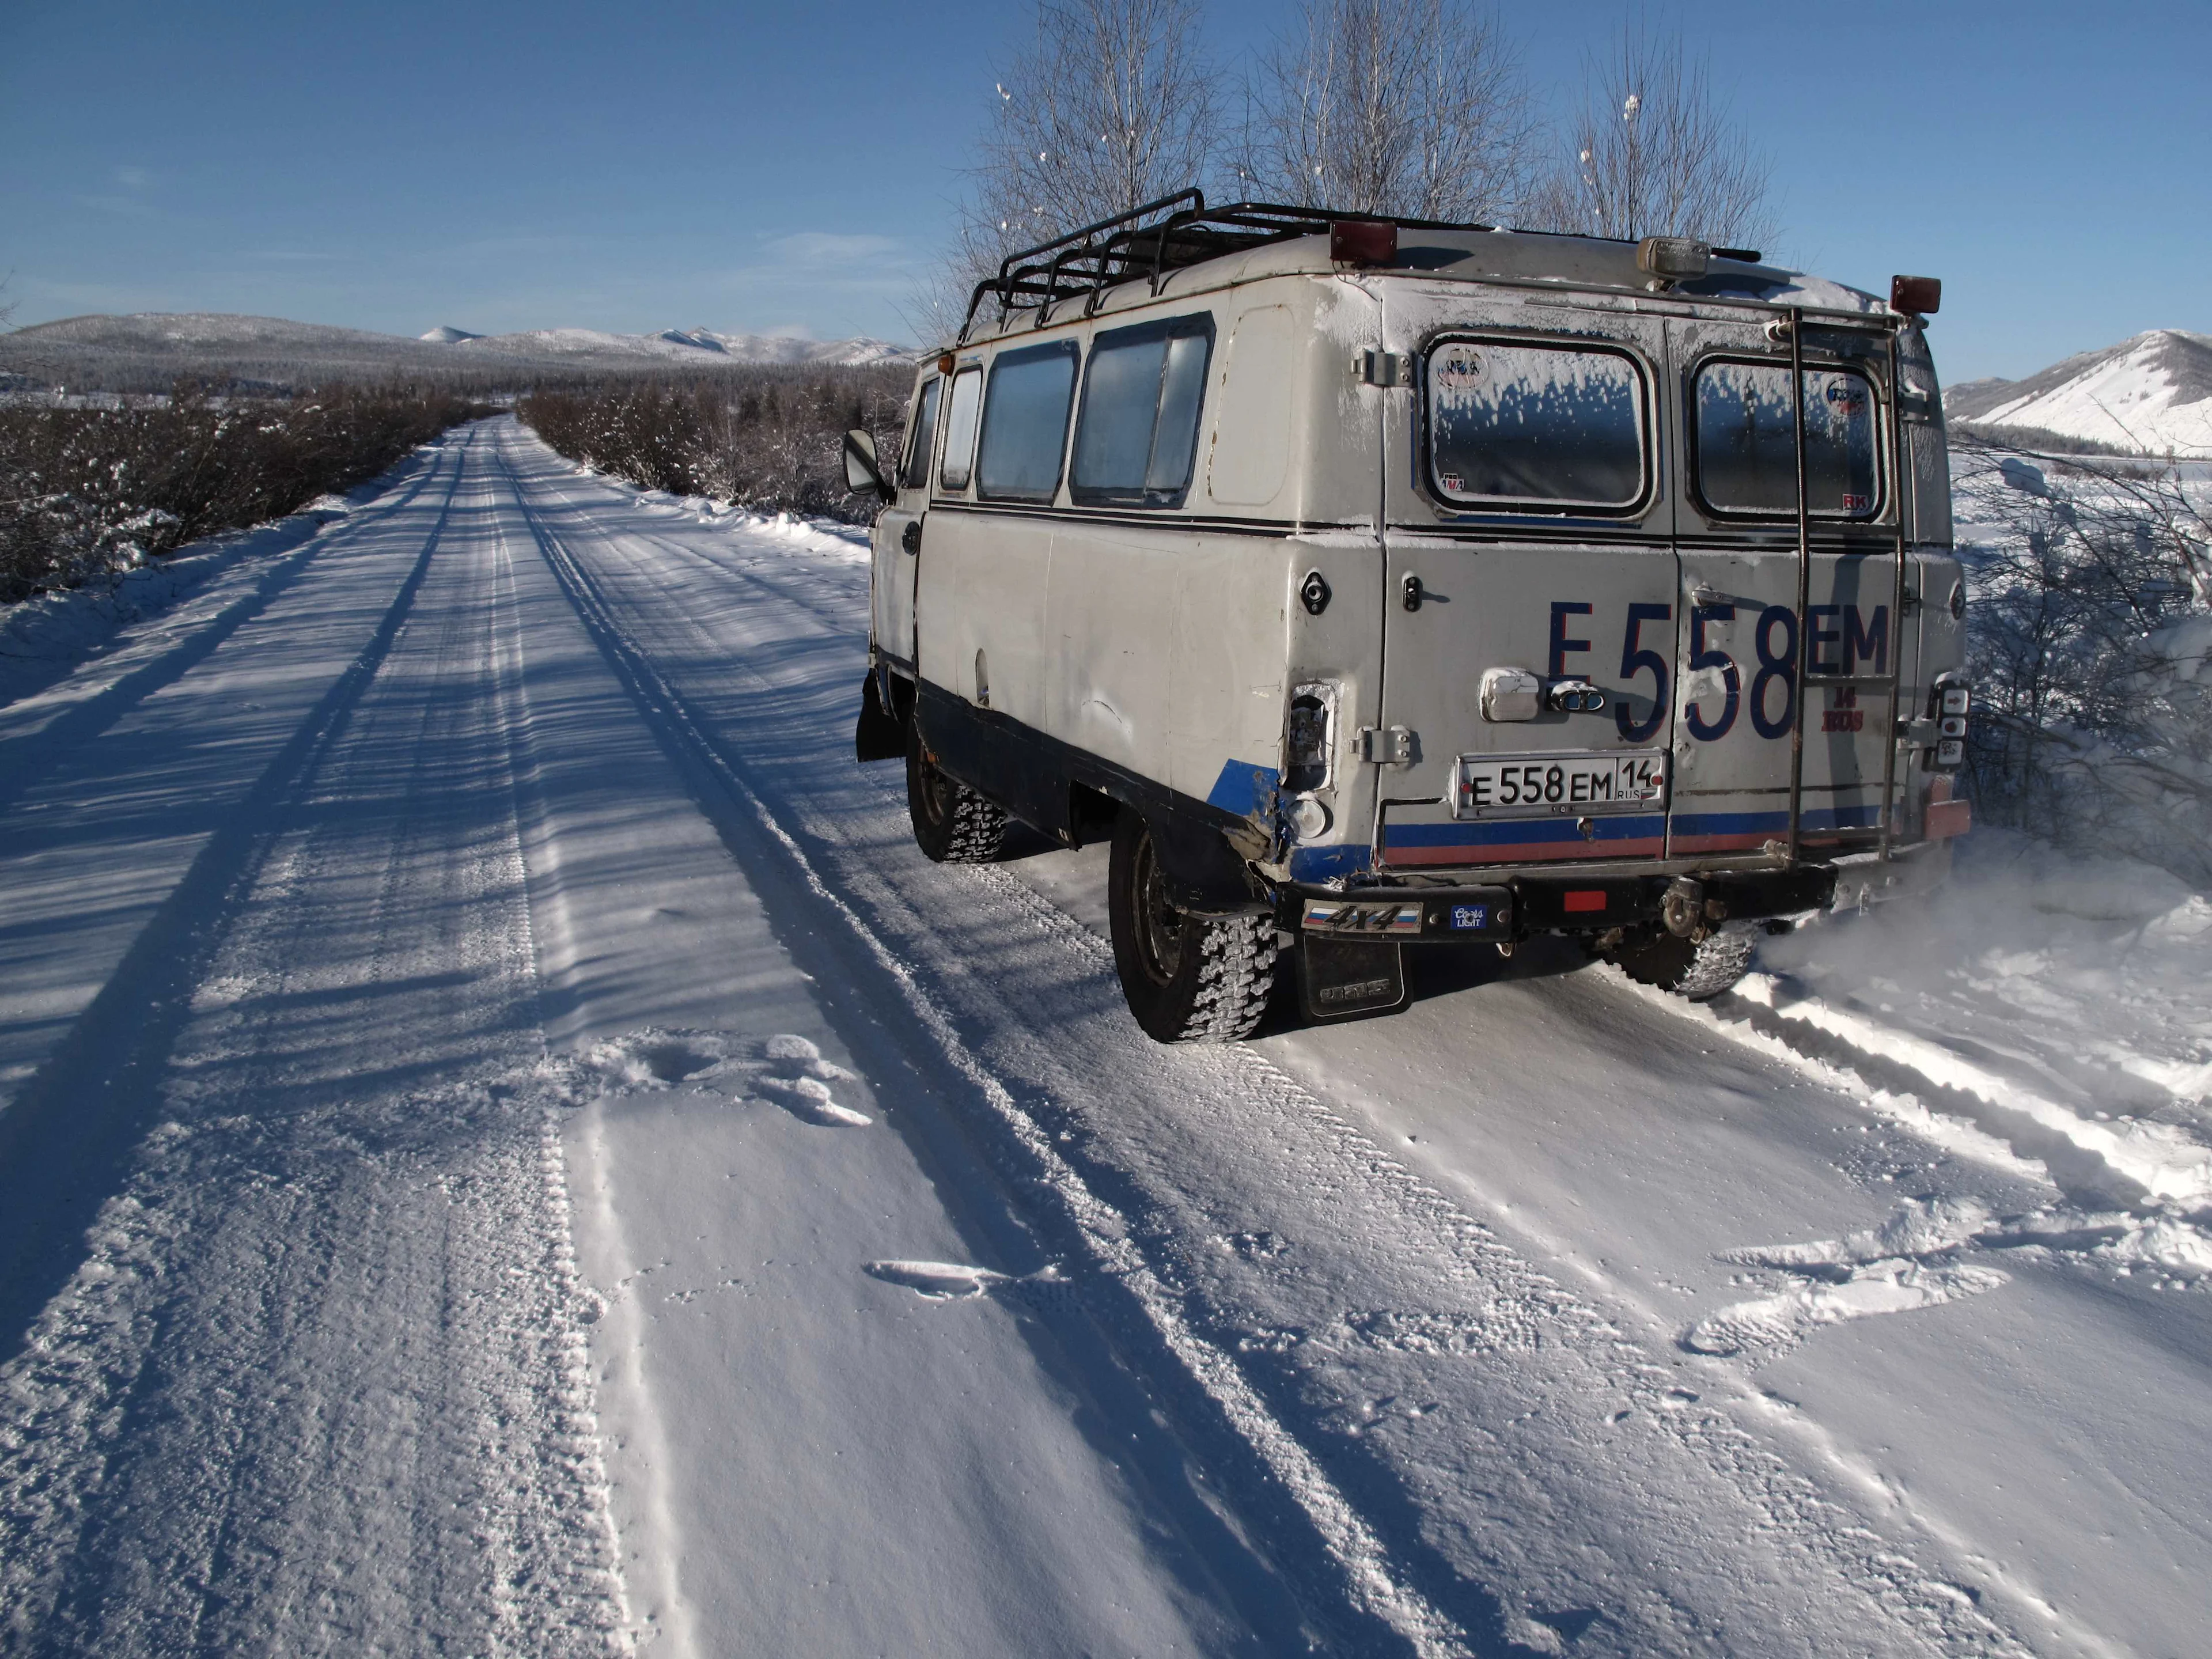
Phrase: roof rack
[{"left": 957, "top": 189, "right": 1491, "bottom": 343}]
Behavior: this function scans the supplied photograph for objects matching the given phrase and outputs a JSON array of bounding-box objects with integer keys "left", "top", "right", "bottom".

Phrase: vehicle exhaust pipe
[{"left": 1661, "top": 878, "right": 1705, "bottom": 939}]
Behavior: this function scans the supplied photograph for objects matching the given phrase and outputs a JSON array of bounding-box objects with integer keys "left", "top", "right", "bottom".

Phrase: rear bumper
[{"left": 1281, "top": 853, "right": 1906, "bottom": 945}]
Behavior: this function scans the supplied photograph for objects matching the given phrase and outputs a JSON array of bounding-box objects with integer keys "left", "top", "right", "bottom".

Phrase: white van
[{"left": 844, "top": 194, "right": 1971, "bottom": 1043}]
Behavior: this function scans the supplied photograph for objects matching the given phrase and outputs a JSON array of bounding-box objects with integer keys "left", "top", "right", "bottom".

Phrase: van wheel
[
  {"left": 1603, "top": 925, "right": 1757, "bottom": 1001},
  {"left": 906, "top": 723, "right": 1005, "bottom": 863},
  {"left": 1107, "top": 813, "right": 1276, "bottom": 1043}
]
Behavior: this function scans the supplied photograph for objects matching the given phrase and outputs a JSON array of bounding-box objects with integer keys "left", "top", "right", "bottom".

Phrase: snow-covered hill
[
  {"left": 1948, "top": 328, "right": 2212, "bottom": 455},
  {"left": 437, "top": 323, "right": 910, "bottom": 366},
  {"left": 0, "top": 312, "right": 914, "bottom": 391}
]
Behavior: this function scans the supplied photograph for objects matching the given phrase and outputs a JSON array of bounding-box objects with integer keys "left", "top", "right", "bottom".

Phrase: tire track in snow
[
  {"left": 1, "top": 430, "right": 633, "bottom": 1654},
  {"left": 495, "top": 436, "right": 1469, "bottom": 1656},
  {"left": 0, "top": 433, "right": 463, "bottom": 813},
  {"left": 496, "top": 426, "right": 2041, "bottom": 1657},
  {"left": 0, "top": 426, "right": 476, "bottom": 1361}
]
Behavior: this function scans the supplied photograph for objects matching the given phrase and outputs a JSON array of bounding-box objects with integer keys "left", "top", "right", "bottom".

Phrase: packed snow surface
[{"left": 3, "top": 419, "right": 2209, "bottom": 1657}]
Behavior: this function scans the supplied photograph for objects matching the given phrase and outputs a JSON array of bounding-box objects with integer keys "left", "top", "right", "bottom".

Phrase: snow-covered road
[{"left": 3, "top": 419, "right": 2206, "bottom": 1658}]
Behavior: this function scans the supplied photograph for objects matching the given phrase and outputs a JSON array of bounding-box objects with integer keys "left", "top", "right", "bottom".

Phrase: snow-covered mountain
[
  {"left": 433, "top": 324, "right": 911, "bottom": 366},
  {"left": 1946, "top": 328, "right": 2212, "bottom": 456},
  {"left": 0, "top": 312, "right": 915, "bottom": 391}
]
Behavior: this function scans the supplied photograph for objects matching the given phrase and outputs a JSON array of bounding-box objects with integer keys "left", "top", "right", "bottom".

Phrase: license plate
[{"left": 1454, "top": 749, "right": 1667, "bottom": 819}]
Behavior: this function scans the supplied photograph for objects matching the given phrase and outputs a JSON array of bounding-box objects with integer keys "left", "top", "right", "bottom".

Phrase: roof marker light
[
  {"left": 1891, "top": 275, "right": 1942, "bottom": 316},
  {"left": 1331, "top": 220, "right": 1397, "bottom": 267},
  {"left": 1635, "top": 236, "right": 1710, "bottom": 287}
]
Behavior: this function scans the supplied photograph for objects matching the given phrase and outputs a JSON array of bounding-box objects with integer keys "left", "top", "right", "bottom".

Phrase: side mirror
[{"left": 843, "top": 429, "right": 893, "bottom": 503}]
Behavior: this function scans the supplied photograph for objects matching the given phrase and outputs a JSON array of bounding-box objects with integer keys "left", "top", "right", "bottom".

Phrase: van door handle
[
  {"left": 902, "top": 520, "right": 923, "bottom": 556},
  {"left": 1402, "top": 573, "right": 1424, "bottom": 611}
]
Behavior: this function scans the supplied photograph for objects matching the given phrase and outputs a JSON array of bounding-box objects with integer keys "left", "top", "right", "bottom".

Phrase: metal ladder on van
[{"left": 1782, "top": 309, "right": 1913, "bottom": 865}]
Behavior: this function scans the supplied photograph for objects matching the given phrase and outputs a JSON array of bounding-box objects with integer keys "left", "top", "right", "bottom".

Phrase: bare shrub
[
  {"left": 910, "top": 0, "right": 1218, "bottom": 347},
  {"left": 0, "top": 384, "right": 483, "bottom": 604},
  {"left": 519, "top": 365, "right": 914, "bottom": 522},
  {"left": 1234, "top": 0, "right": 1536, "bottom": 222},
  {"left": 1528, "top": 20, "right": 1772, "bottom": 248},
  {"left": 1956, "top": 436, "right": 2212, "bottom": 887}
]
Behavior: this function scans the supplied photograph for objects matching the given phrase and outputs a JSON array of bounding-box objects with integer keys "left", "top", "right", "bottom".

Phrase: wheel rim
[
  {"left": 916, "top": 753, "right": 952, "bottom": 828},
  {"left": 1131, "top": 829, "right": 1184, "bottom": 985}
]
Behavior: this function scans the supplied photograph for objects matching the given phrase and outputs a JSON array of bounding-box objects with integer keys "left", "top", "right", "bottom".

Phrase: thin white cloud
[
  {"left": 113, "top": 165, "right": 153, "bottom": 190},
  {"left": 763, "top": 232, "right": 905, "bottom": 265}
]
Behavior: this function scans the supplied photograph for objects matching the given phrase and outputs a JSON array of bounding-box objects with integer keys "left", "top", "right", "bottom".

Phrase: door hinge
[
  {"left": 1351, "top": 349, "right": 1414, "bottom": 387},
  {"left": 1357, "top": 725, "right": 1415, "bottom": 765}
]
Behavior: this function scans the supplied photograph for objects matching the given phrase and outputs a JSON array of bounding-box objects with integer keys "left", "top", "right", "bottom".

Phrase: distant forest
[
  {"left": 520, "top": 366, "right": 913, "bottom": 522},
  {"left": 0, "top": 386, "right": 488, "bottom": 603}
]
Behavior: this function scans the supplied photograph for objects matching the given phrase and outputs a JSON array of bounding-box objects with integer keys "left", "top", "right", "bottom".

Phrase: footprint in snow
[
  {"left": 863, "top": 1259, "right": 1074, "bottom": 1305},
  {"left": 751, "top": 1034, "right": 871, "bottom": 1127},
  {"left": 1685, "top": 1196, "right": 2008, "bottom": 1358}
]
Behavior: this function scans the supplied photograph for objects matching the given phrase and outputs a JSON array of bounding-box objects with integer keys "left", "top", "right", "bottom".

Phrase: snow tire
[
  {"left": 906, "top": 722, "right": 1006, "bottom": 864},
  {"left": 1603, "top": 923, "right": 1758, "bottom": 1001},
  {"left": 1107, "top": 812, "right": 1276, "bottom": 1044}
]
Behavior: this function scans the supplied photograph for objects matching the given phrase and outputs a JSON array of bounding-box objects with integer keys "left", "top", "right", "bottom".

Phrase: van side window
[
  {"left": 976, "top": 341, "right": 1080, "bottom": 502},
  {"left": 939, "top": 367, "right": 983, "bottom": 492},
  {"left": 902, "top": 376, "right": 941, "bottom": 490},
  {"left": 1070, "top": 316, "right": 1214, "bottom": 506},
  {"left": 1693, "top": 362, "right": 1880, "bottom": 518},
  {"left": 1425, "top": 340, "right": 1646, "bottom": 511}
]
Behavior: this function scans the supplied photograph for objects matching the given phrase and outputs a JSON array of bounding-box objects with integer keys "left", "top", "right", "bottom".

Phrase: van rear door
[
  {"left": 1665, "top": 315, "right": 1907, "bottom": 858},
  {"left": 1376, "top": 296, "right": 1679, "bottom": 872}
]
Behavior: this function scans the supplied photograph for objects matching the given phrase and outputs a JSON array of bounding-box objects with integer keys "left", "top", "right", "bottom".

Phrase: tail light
[
  {"left": 1930, "top": 675, "right": 1969, "bottom": 769},
  {"left": 1285, "top": 683, "right": 1338, "bottom": 793}
]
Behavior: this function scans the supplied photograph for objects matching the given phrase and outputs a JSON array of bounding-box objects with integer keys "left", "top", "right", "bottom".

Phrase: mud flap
[
  {"left": 1299, "top": 936, "right": 1406, "bottom": 1022},
  {"left": 855, "top": 671, "right": 903, "bottom": 763}
]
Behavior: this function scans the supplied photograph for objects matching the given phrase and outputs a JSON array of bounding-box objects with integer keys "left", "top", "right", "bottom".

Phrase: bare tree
[
  {"left": 1955, "top": 437, "right": 2212, "bottom": 887},
  {"left": 908, "top": 0, "right": 1218, "bottom": 347},
  {"left": 1235, "top": 0, "right": 1535, "bottom": 222},
  {"left": 1529, "top": 20, "right": 1772, "bottom": 248}
]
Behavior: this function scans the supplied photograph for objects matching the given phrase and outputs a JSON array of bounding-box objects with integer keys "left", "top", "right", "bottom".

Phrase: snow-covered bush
[
  {"left": 1955, "top": 434, "right": 2212, "bottom": 888},
  {"left": 0, "top": 384, "right": 483, "bottom": 603},
  {"left": 518, "top": 366, "right": 911, "bottom": 522}
]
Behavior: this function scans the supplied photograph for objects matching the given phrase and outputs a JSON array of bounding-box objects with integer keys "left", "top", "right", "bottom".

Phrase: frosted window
[
  {"left": 977, "top": 342, "right": 1078, "bottom": 502},
  {"left": 1426, "top": 341, "right": 1646, "bottom": 509},
  {"left": 938, "top": 368, "right": 982, "bottom": 491},
  {"left": 1070, "top": 316, "right": 1213, "bottom": 506},
  {"left": 901, "top": 376, "right": 941, "bottom": 490},
  {"left": 1695, "top": 362, "right": 1880, "bottom": 518}
]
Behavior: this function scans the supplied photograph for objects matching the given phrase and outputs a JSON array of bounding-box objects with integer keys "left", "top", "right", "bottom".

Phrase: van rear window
[
  {"left": 978, "top": 342, "right": 1080, "bottom": 502},
  {"left": 1070, "top": 316, "right": 1213, "bottom": 506},
  {"left": 1425, "top": 341, "right": 1646, "bottom": 510},
  {"left": 1694, "top": 362, "right": 1879, "bottom": 518}
]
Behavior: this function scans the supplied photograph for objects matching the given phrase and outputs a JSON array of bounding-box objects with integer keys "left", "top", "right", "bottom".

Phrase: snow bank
[
  {"left": 1726, "top": 831, "right": 2212, "bottom": 1284},
  {"left": 0, "top": 498, "right": 351, "bottom": 710},
  {"left": 557, "top": 458, "right": 872, "bottom": 564}
]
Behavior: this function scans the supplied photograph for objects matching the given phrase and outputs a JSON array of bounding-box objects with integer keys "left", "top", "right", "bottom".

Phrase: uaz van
[{"left": 844, "top": 193, "right": 1969, "bottom": 1043}]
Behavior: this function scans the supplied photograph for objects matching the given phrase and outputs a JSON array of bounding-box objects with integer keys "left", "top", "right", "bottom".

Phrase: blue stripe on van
[
  {"left": 1287, "top": 843, "right": 1370, "bottom": 881},
  {"left": 1205, "top": 759, "right": 1279, "bottom": 817},
  {"left": 1669, "top": 803, "right": 1882, "bottom": 838},
  {"left": 1387, "top": 815, "right": 1668, "bottom": 849}
]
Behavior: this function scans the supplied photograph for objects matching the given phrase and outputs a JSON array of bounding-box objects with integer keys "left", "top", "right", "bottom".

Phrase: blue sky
[{"left": 2, "top": 0, "right": 2205, "bottom": 383}]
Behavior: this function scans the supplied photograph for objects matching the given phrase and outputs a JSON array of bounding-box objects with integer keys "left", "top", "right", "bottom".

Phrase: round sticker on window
[{"left": 1434, "top": 347, "right": 1484, "bottom": 388}]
